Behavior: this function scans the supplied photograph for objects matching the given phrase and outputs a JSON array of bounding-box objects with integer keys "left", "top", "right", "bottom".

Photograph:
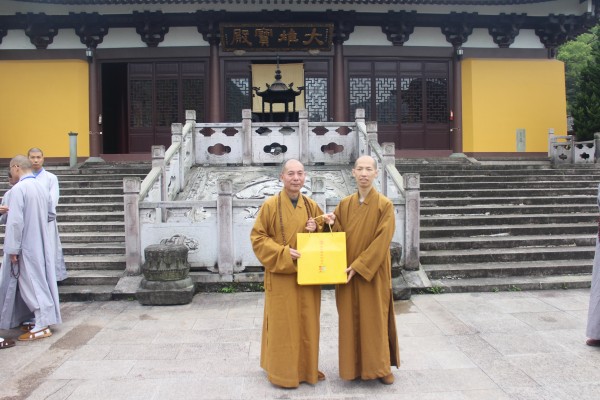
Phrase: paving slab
[{"left": 2, "top": 289, "right": 600, "bottom": 399}]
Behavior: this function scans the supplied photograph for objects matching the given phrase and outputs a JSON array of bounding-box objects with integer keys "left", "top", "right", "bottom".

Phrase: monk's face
[
  {"left": 280, "top": 160, "right": 306, "bottom": 198},
  {"left": 352, "top": 156, "right": 378, "bottom": 190},
  {"left": 28, "top": 151, "right": 44, "bottom": 172}
]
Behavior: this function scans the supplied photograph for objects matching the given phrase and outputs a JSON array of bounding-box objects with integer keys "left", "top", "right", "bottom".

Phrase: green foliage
[
  {"left": 427, "top": 285, "right": 445, "bottom": 294},
  {"left": 558, "top": 24, "right": 600, "bottom": 139},
  {"left": 508, "top": 285, "right": 521, "bottom": 292},
  {"left": 557, "top": 27, "right": 598, "bottom": 112},
  {"left": 219, "top": 285, "right": 236, "bottom": 293}
]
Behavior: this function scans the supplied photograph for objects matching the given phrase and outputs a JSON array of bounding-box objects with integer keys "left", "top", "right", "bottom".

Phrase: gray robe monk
[
  {"left": 587, "top": 183, "right": 600, "bottom": 340},
  {"left": 34, "top": 167, "right": 67, "bottom": 281},
  {"left": 0, "top": 174, "right": 61, "bottom": 329}
]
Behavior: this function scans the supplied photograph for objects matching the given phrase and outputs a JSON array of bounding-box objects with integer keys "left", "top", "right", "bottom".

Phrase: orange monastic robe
[
  {"left": 332, "top": 188, "right": 400, "bottom": 380},
  {"left": 250, "top": 190, "right": 324, "bottom": 388}
]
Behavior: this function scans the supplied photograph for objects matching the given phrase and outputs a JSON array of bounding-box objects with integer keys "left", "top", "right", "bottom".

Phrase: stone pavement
[{"left": 1, "top": 289, "right": 600, "bottom": 400}]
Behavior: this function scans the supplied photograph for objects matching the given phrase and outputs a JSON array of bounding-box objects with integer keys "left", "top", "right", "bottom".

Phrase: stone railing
[
  {"left": 123, "top": 109, "right": 420, "bottom": 279},
  {"left": 548, "top": 129, "right": 599, "bottom": 165}
]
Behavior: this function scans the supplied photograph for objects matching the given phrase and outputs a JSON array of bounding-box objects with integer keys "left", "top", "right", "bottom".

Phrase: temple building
[{"left": 0, "top": 0, "right": 597, "bottom": 161}]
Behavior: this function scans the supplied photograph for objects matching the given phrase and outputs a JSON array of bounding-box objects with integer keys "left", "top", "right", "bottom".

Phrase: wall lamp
[{"left": 85, "top": 47, "right": 94, "bottom": 62}]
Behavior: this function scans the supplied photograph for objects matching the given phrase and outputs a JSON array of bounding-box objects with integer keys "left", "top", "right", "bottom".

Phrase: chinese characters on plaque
[{"left": 221, "top": 24, "right": 333, "bottom": 52}]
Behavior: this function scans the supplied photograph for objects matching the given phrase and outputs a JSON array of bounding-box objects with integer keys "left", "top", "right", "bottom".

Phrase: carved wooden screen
[
  {"left": 224, "top": 60, "right": 251, "bottom": 122},
  {"left": 348, "top": 60, "right": 450, "bottom": 150},
  {"left": 128, "top": 61, "right": 206, "bottom": 153}
]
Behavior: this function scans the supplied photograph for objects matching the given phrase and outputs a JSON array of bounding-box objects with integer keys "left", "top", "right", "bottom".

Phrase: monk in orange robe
[
  {"left": 324, "top": 155, "right": 400, "bottom": 384},
  {"left": 250, "top": 159, "right": 326, "bottom": 388}
]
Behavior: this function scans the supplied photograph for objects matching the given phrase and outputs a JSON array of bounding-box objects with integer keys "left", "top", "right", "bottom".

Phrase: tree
[
  {"left": 557, "top": 25, "right": 598, "bottom": 114},
  {"left": 570, "top": 26, "right": 600, "bottom": 141}
]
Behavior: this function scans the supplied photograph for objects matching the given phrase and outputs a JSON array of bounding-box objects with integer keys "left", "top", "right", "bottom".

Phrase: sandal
[
  {"left": 20, "top": 322, "right": 35, "bottom": 332},
  {"left": 18, "top": 327, "right": 52, "bottom": 341},
  {"left": 0, "top": 338, "right": 16, "bottom": 349}
]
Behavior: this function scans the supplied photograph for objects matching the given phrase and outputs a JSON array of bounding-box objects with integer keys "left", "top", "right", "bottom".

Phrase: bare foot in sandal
[{"left": 18, "top": 327, "right": 52, "bottom": 341}]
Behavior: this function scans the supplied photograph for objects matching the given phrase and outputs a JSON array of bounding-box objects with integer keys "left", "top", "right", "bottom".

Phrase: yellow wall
[
  {"left": 462, "top": 58, "right": 567, "bottom": 153},
  {"left": 0, "top": 60, "right": 89, "bottom": 158}
]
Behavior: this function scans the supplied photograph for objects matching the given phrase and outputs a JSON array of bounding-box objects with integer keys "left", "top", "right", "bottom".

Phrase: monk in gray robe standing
[
  {"left": 586, "top": 183, "right": 600, "bottom": 346},
  {"left": 28, "top": 147, "right": 67, "bottom": 281},
  {"left": 0, "top": 170, "right": 18, "bottom": 350},
  {"left": 0, "top": 155, "right": 61, "bottom": 340}
]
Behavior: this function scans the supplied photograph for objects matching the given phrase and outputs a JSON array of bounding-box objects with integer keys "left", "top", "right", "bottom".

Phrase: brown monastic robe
[
  {"left": 250, "top": 190, "right": 324, "bottom": 388},
  {"left": 331, "top": 188, "right": 400, "bottom": 380}
]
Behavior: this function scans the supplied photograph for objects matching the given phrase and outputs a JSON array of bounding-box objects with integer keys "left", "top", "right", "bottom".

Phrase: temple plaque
[{"left": 221, "top": 23, "right": 333, "bottom": 52}]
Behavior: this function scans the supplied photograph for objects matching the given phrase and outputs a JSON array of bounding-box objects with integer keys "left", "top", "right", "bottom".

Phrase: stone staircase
[
  {"left": 0, "top": 163, "right": 150, "bottom": 301},
  {"left": 396, "top": 158, "right": 599, "bottom": 293}
]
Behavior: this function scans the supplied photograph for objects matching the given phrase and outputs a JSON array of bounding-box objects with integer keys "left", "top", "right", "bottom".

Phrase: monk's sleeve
[
  {"left": 4, "top": 189, "right": 25, "bottom": 256},
  {"left": 250, "top": 201, "right": 296, "bottom": 274},
  {"left": 350, "top": 200, "right": 395, "bottom": 282}
]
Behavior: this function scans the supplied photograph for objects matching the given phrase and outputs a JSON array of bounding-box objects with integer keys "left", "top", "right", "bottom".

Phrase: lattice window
[
  {"left": 129, "top": 79, "right": 153, "bottom": 128},
  {"left": 426, "top": 78, "right": 448, "bottom": 123},
  {"left": 305, "top": 77, "right": 328, "bottom": 122},
  {"left": 376, "top": 77, "right": 397, "bottom": 124},
  {"left": 156, "top": 79, "right": 178, "bottom": 127},
  {"left": 350, "top": 77, "right": 371, "bottom": 120},
  {"left": 226, "top": 78, "right": 250, "bottom": 121},
  {"left": 400, "top": 77, "right": 422, "bottom": 124},
  {"left": 183, "top": 78, "right": 204, "bottom": 122}
]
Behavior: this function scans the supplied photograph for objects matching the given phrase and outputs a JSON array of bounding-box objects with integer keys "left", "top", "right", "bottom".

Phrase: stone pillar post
[
  {"left": 185, "top": 110, "right": 197, "bottom": 166},
  {"left": 311, "top": 176, "right": 326, "bottom": 215},
  {"left": 381, "top": 142, "right": 395, "bottom": 197},
  {"left": 404, "top": 173, "right": 420, "bottom": 271},
  {"left": 152, "top": 145, "right": 167, "bottom": 222},
  {"left": 68, "top": 131, "right": 78, "bottom": 168},
  {"left": 242, "top": 109, "right": 252, "bottom": 165},
  {"left": 299, "top": 109, "right": 309, "bottom": 165},
  {"left": 171, "top": 123, "right": 184, "bottom": 192},
  {"left": 594, "top": 132, "right": 600, "bottom": 163},
  {"left": 124, "top": 177, "right": 142, "bottom": 275},
  {"left": 548, "top": 128, "right": 555, "bottom": 158},
  {"left": 366, "top": 121, "right": 378, "bottom": 158},
  {"left": 217, "top": 179, "right": 234, "bottom": 278}
]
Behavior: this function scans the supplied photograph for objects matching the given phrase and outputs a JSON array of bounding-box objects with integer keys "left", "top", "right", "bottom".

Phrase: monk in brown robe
[
  {"left": 324, "top": 155, "right": 400, "bottom": 384},
  {"left": 250, "top": 159, "right": 326, "bottom": 388}
]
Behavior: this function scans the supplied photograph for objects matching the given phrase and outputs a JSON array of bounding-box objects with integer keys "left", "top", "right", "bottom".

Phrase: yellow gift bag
[{"left": 297, "top": 232, "right": 347, "bottom": 285}]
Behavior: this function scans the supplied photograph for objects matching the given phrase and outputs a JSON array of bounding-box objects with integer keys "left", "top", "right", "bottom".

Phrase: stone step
[
  {"left": 420, "top": 246, "right": 595, "bottom": 264},
  {"left": 57, "top": 284, "right": 116, "bottom": 302},
  {"left": 421, "top": 234, "right": 595, "bottom": 250},
  {"left": 421, "top": 213, "right": 596, "bottom": 227},
  {"left": 421, "top": 187, "right": 596, "bottom": 198},
  {"left": 58, "top": 195, "right": 124, "bottom": 204},
  {"left": 58, "top": 187, "right": 123, "bottom": 196},
  {"left": 421, "top": 223, "right": 597, "bottom": 238},
  {"left": 57, "top": 180, "right": 125, "bottom": 188},
  {"left": 56, "top": 203, "right": 124, "bottom": 213},
  {"left": 421, "top": 204, "right": 597, "bottom": 216},
  {"left": 55, "top": 211, "right": 124, "bottom": 223},
  {"left": 0, "top": 222, "right": 124, "bottom": 234},
  {"left": 419, "top": 174, "right": 600, "bottom": 182},
  {"left": 58, "top": 222, "right": 124, "bottom": 233},
  {"left": 428, "top": 274, "right": 591, "bottom": 293},
  {"left": 421, "top": 181, "right": 598, "bottom": 190},
  {"left": 423, "top": 259, "right": 592, "bottom": 279},
  {"left": 58, "top": 232, "right": 125, "bottom": 243},
  {"left": 60, "top": 270, "right": 123, "bottom": 286},
  {"left": 64, "top": 254, "right": 125, "bottom": 270},
  {"left": 421, "top": 195, "right": 595, "bottom": 207},
  {"left": 60, "top": 243, "right": 125, "bottom": 256}
]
